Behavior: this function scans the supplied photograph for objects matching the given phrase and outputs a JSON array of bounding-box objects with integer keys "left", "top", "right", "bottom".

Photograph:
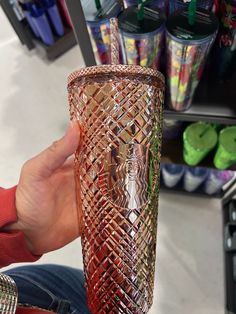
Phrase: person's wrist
[{"left": 2, "top": 217, "right": 35, "bottom": 254}]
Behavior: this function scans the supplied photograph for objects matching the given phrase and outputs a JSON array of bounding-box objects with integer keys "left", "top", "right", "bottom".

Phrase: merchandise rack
[
  {"left": 65, "top": 0, "right": 236, "bottom": 180},
  {"left": 65, "top": 0, "right": 236, "bottom": 125},
  {"left": 0, "top": 0, "right": 77, "bottom": 60}
]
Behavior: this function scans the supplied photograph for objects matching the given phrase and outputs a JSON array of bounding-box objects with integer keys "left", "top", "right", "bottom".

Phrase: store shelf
[
  {"left": 160, "top": 184, "right": 223, "bottom": 198},
  {"left": 1, "top": 0, "right": 76, "bottom": 60},
  {"left": 164, "top": 75, "right": 236, "bottom": 125},
  {"left": 33, "top": 28, "right": 76, "bottom": 60},
  {"left": 161, "top": 137, "right": 236, "bottom": 171},
  {"left": 0, "top": 0, "right": 35, "bottom": 50}
]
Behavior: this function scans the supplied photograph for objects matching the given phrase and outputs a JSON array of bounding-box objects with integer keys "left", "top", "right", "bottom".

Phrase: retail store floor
[{"left": 0, "top": 8, "right": 224, "bottom": 314}]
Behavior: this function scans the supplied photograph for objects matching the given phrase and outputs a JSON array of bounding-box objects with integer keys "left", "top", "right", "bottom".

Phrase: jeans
[{"left": 4, "top": 264, "right": 91, "bottom": 314}]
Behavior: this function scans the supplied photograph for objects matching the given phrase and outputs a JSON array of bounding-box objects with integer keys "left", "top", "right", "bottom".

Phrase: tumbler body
[{"left": 68, "top": 64, "right": 164, "bottom": 314}]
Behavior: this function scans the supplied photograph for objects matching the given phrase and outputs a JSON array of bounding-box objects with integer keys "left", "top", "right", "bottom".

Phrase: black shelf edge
[
  {"left": 164, "top": 106, "right": 236, "bottom": 125},
  {"left": 160, "top": 185, "right": 222, "bottom": 199},
  {"left": 222, "top": 200, "right": 236, "bottom": 314}
]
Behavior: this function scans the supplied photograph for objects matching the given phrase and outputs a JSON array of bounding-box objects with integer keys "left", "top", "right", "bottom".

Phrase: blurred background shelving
[{"left": 0, "top": 0, "right": 76, "bottom": 60}]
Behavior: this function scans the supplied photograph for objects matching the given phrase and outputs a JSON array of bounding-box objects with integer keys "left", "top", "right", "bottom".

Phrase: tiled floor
[{"left": 0, "top": 8, "right": 224, "bottom": 313}]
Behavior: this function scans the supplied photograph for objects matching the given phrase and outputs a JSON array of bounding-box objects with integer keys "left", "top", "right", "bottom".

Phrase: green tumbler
[
  {"left": 183, "top": 122, "right": 218, "bottom": 166},
  {"left": 214, "top": 126, "right": 236, "bottom": 169}
]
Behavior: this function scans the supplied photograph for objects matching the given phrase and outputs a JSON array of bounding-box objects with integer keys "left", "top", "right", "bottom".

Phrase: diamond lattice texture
[{"left": 68, "top": 66, "right": 164, "bottom": 314}]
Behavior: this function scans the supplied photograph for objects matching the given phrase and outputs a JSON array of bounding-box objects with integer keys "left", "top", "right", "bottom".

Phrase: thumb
[{"left": 30, "top": 120, "right": 81, "bottom": 178}]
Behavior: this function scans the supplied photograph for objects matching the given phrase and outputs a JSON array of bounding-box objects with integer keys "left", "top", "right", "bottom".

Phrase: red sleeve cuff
[
  {"left": 0, "top": 187, "right": 41, "bottom": 267},
  {"left": 0, "top": 186, "right": 17, "bottom": 227},
  {"left": 0, "top": 231, "right": 40, "bottom": 268}
]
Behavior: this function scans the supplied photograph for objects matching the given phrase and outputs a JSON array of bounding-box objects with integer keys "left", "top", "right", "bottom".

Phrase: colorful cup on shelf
[
  {"left": 30, "top": 4, "right": 55, "bottom": 46},
  {"left": 204, "top": 169, "right": 235, "bottom": 195},
  {"left": 118, "top": 6, "right": 165, "bottom": 70},
  {"left": 81, "top": 0, "right": 122, "bottom": 65},
  {"left": 214, "top": 126, "right": 236, "bottom": 169},
  {"left": 43, "top": 0, "right": 64, "bottom": 36},
  {"left": 162, "top": 163, "right": 185, "bottom": 188},
  {"left": 184, "top": 167, "right": 209, "bottom": 192},
  {"left": 22, "top": 5, "right": 40, "bottom": 38},
  {"left": 183, "top": 122, "right": 218, "bottom": 166},
  {"left": 166, "top": 9, "right": 219, "bottom": 111}
]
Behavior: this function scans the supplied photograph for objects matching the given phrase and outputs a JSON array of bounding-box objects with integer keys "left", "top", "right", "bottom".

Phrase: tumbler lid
[
  {"left": 118, "top": 6, "right": 165, "bottom": 36},
  {"left": 68, "top": 64, "right": 165, "bottom": 87},
  {"left": 219, "top": 126, "right": 236, "bottom": 154},
  {"left": 184, "top": 122, "right": 217, "bottom": 151},
  {"left": 82, "top": 0, "right": 121, "bottom": 23},
  {"left": 166, "top": 9, "right": 219, "bottom": 42}
]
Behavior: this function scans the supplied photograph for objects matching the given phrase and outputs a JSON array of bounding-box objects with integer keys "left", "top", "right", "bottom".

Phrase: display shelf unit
[
  {"left": 223, "top": 198, "right": 236, "bottom": 314},
  {"left": 65, "top": 0, "right": 236, "bottom": 174},
  {"left": 1, "top": 0, "right": 34, "bottom": 49},
  {"left": 0, "top": 0, "right": 76, "bottom": 60},
  {"left": 65, "top": 0, "right": 236, "bottom": 125}
]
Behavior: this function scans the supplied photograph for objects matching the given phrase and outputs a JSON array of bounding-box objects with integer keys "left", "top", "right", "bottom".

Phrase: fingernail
[
  {"left": 66, "top": 120, "right": 81, "bottom": 141},
  {"left": 65, "top": 122, "right": 72, "bottom": 136}
]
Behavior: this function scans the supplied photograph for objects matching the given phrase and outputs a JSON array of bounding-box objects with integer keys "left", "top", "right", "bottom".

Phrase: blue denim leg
[{"left": 4, "top": 264, "right": 91, "bottom": 314}]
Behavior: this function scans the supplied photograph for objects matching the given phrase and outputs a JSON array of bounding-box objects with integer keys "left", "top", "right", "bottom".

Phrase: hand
[{"left": 9, "top": 121, "right": 82, "bottom": 255}]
